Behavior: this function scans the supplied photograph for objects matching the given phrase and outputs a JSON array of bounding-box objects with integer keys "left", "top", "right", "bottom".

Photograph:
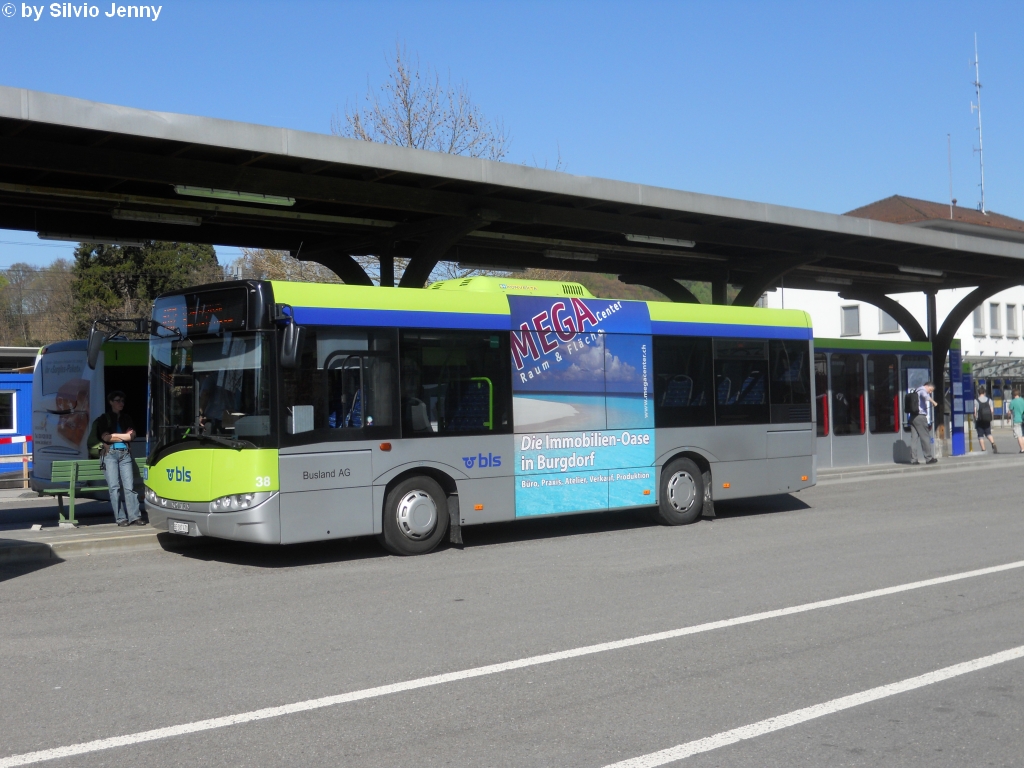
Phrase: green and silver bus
[{"left": 144, "top": 278, "right": 815, "bottom": 554}]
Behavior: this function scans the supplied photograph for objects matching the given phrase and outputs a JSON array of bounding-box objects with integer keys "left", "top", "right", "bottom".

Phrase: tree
[
  {"left": 71, "top": 241, "right": 221, "bottom": 335},
  {"left": 0, "top": 260, "right": 78, "bottom": 345},
  {"left": 333, "top": 42, "right": 511, "bottom": 161},
  {"left": 331, "top": 44, "right": 518, "bottom": 286},
  {"left": 29, "top": 259, "right": 76, "bottom": 343},
  {"left": 232, "top": 249, "right": 342, "bottom": 283}
]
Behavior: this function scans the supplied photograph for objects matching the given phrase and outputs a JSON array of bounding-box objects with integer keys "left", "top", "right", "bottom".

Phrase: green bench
[{"left": 43, "top": 458, "right": 146, "bottom": 527}]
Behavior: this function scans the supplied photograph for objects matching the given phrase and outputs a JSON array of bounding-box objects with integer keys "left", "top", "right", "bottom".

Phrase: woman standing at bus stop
[{"left": 94, "top": 390, "right": 145, "bottom": 527}]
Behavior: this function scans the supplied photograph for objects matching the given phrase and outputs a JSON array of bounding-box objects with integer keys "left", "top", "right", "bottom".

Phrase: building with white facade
[{"left": 761, "top": 196, "right": 1024, "bottom": 382}]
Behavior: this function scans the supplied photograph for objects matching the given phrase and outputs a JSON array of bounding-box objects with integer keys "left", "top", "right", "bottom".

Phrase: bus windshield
[{"left": 149, "top": 331, "right": 273, "bottom": 460}]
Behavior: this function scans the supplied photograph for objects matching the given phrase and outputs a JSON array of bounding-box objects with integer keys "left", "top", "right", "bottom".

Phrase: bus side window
[
  {"left": 768, "top": 339, "right": 812, "bottom": 423},
  {"left": 652, "top": 336, "right": 714, "bottom": 428},
  {"left": 867, "top": 354, "right": 898, "bottom": 434},
  {"left": 399, "top": 330, "right": 512, "bottom": 437},
  {"left": 281, "top": 327, "right": 397, "bottom": 441},
  {"left": 814, "top": 353, "right": 829, "bottom": 437},
  {"left": 830, "top": 353, "right": 865, "bottom": 436},
  {"left": 713, "top": 339, "right": 770, "bottom": 426}
]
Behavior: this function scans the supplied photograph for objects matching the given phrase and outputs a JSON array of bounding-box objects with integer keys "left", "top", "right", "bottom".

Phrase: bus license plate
[{"left": 170, "top": 520, "right": 190, "bottom": 535}]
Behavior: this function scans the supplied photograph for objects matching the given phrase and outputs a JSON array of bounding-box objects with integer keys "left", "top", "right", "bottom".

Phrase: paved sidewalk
[
  {"left": 818, "top": 434, "right": 1023, "bottom": 484},
  {"left": 0, "top": 493, "right": 205, "bottom": 565}
]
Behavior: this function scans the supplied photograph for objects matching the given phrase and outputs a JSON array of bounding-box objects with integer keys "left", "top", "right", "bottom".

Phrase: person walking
[
  {"left": 911, "top": 381, "right": 938, "bottom": 465},
  {"left": 974, "top": 385, "right": 998, "bottom": 453},
  {"left": 1008, "top": 388, "right": 1024, "bottom": 453},
  {"left": 95, "top": 390, "right": 145, "bottom": 526}
]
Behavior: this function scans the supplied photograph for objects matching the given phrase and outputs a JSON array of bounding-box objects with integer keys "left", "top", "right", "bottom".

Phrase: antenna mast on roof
[
  {"left": 947, "top": 134, "right": 953, "bottom": 219},
  {"left": 970, "top": 33, "right": 987, "bottom": 214}
]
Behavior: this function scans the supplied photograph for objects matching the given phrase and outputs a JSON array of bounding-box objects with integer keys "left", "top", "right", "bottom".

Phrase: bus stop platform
[
  {"left": 817, "top": 430, "right": 1019, "bottom": 483},
  {"left": 0, "top": 493, "right": 199, "bottom": 565}
]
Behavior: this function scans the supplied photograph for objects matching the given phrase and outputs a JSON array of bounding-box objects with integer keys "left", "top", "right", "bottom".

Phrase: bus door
[
  {"left": 828, "top": 352, "right": 867, "bottom": 467},
  {"left": 814, "top": 352, "right": 832, "bottom": 467},
  {"left": 866, "top": 354, "right": 900, "bottom": 464}
]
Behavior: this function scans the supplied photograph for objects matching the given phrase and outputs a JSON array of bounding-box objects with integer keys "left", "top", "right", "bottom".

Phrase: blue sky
[{"left": 1, "top": 0, "right": 1020, "bottom": 268}]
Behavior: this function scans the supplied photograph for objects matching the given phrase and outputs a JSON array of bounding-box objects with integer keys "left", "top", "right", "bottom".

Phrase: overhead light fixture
[
  {"left": 173, "top": 185, "right": 296, "bottom": 207},
  {"left": 815, "top": 276, "right": 853, "bottom": 286},
  {"left": 898, "top": 265, "right": 945, "bottom": 277},
  {"left": 112, "top": 209, "right": 202, "bottom": 226},
  {"left": 38, "top": 233, "right": 151, "bottom": 247},
  {"left": 625, "top": 234, "right": 696, "bottom": 248},
  {"left": 544, "top": 249, "right": 598, "bottom": 262},
  {"left": 457, "top": 263, "right": 527, "bottom": 273}
]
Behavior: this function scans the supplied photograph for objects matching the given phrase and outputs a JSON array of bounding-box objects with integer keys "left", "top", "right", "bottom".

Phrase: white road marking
[
  {"left": 2, "top": 559, "right": 1022, "bottom": 767},
  {"left": 601, "top": 644, "right": 1024, "bottom": 767}
]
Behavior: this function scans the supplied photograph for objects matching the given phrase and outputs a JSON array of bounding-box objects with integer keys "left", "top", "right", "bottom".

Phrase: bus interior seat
[
  {"left": 736, "top": 373, "right": 765, "bottom": 404},
  {"left": 446, "top": 380, "right": 492, "bottom": 431},
  {"left": 717, "top": 378, "right": 732, "bottom": 405},
  {"left": 407, "top": 398, "right": 431, "bottom": 432},
  {"left": 345, "top": 389, "right": 362, "bottom": 428},
  {"left": 661, "top": 375, "right": 693, "bottom": 407}
]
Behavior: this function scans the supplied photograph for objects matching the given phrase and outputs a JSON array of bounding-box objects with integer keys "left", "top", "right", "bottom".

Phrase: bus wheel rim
[
  {"left": 397, "top": 490, "right": 437, "bottom": 540},
  {"left": 667, "top": 471, "right": 696, "bottom": 511}
]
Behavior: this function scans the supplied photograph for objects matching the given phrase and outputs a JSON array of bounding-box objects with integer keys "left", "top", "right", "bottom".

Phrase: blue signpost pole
[
  {"left": 962, "top": 364, "right": 974, "bottom": 453},
  {"left": 949, "top": 346, "right": 965, "bottom": 456}
]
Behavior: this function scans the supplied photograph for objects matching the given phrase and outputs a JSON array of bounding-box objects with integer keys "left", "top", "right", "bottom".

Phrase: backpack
[
  {"left": 904, "top": 391, "right": 919, "bottom": 416},
  {"left": 977, "top": 398, "right": 992, "bottom": 425}
]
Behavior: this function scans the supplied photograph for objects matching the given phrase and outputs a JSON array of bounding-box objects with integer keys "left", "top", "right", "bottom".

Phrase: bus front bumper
[{"left": 146, "top": 492, "right": 281, "bottom": 544}]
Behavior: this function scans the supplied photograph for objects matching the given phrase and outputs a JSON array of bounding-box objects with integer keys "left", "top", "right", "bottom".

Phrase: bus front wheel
[
  {"left": 653, "top": 458, "right": 704, "bottom": 526},
  {"left": 379, "top": 476, "right": 450, "bottom": 555}
]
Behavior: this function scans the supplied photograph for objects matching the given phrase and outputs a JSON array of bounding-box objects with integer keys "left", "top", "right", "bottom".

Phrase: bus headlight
[
  {"left": 145, "top": 487, "right": 169, "bottom": 507},
  {"left": 210, "top": 491, "right": 272, "bottom": 512}
]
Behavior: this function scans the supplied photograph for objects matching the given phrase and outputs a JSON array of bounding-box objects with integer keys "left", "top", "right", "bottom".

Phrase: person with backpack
[
  {"left": 974, "top": 385, "right": 997, "bottom": 453},
  {"left": 908, "top": 381, "right": 938, "bottom": 465}
]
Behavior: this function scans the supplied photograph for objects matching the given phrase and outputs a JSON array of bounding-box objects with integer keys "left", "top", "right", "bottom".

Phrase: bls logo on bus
[
  {"left": 463, "top": 453, "right": 501, "bottom": 469},
  {"left": 166, "top": 467, "right": 192, "bottom": 482}
]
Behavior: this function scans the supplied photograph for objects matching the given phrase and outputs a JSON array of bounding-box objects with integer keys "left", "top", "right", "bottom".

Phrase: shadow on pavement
[
  {"left": 0, "top": 500, "right": 115, "bottom": 532},
  {"left": 711, "top": 493, "right": 812, "bottom": 519},
  {"left": 461, "top": 509, "right": 655, "bottom": 550},
  {"left": 158, "top": 495, "right": 809, "bottom": 567},
  {"left": 161, "top": 509, "right": 655, "bottom": 566},
  {"left": 0, "top": 547, "right": 64, "bottom": 583},
  {"left": 161, "top": 532, "right": 389, "bottom": 568}
]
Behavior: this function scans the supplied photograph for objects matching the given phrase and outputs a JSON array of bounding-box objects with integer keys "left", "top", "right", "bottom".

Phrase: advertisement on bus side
[{"left": 509, "top": 296, "right": 655, "bottom": 516}]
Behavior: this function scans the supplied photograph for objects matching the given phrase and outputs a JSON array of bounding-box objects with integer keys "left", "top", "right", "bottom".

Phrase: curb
[
  {"left": 0, "top": 530, "right": 205, "bottom": 565},
  {"left": 817, "top": 456, "right": 1009, "bottom": 484}
]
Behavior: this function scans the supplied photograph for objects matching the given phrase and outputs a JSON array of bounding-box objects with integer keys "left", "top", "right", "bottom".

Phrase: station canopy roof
[{"left": 1, "top": 85, "right": 1023, "bottom": 301}]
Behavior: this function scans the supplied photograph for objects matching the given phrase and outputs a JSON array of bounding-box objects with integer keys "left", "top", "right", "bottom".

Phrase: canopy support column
[
  {"left": 930, "top": 281, "right": 1017, "bottom": 439},
  {"left": 398, "top": 214, "right": 493, "bottom": 288},
  {"left": 731, "top": 256, "right": 816, "bottom": 307},
  {"left": 711, "top": 275, "right": 729, "bottom": 305},
  {"left": 308, "top": 251, "right": 374, "bottom": 286},
  {"left": 618, "top": 274, "right": 701, "bottom": 303}
]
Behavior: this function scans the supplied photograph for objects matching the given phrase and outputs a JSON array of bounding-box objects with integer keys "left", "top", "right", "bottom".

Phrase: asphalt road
[{"left": 1, "top": 464, "right": 1022, "bottom": 767}]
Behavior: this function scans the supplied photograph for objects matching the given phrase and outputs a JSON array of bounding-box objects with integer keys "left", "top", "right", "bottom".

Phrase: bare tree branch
[{"left": 333, "top": 42, "right": 511, "bottom": 161}]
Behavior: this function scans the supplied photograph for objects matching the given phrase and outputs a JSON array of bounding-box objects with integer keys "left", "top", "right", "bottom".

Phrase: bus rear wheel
[
  {"left": 379, "top": 476, "right": 449, "bottom": 555},
  {"left": 653, "top": 458, "right": 704, "bottom": 526}
]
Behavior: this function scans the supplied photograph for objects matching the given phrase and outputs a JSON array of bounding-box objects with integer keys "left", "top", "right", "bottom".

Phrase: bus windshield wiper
[
  {"left": 157, "top": 431, "right": 256, "bottom": 455},
  {"left": 193, "top": 433, "right": 256, "bottom": 451}
]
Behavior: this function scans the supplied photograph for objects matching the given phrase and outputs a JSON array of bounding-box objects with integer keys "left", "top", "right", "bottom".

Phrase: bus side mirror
[
  {"left": 280, "top": 322, "right": 304, "bottom": 369},
  {"left": 86, "top": 326, "right": 107, "bottom": 370}
]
